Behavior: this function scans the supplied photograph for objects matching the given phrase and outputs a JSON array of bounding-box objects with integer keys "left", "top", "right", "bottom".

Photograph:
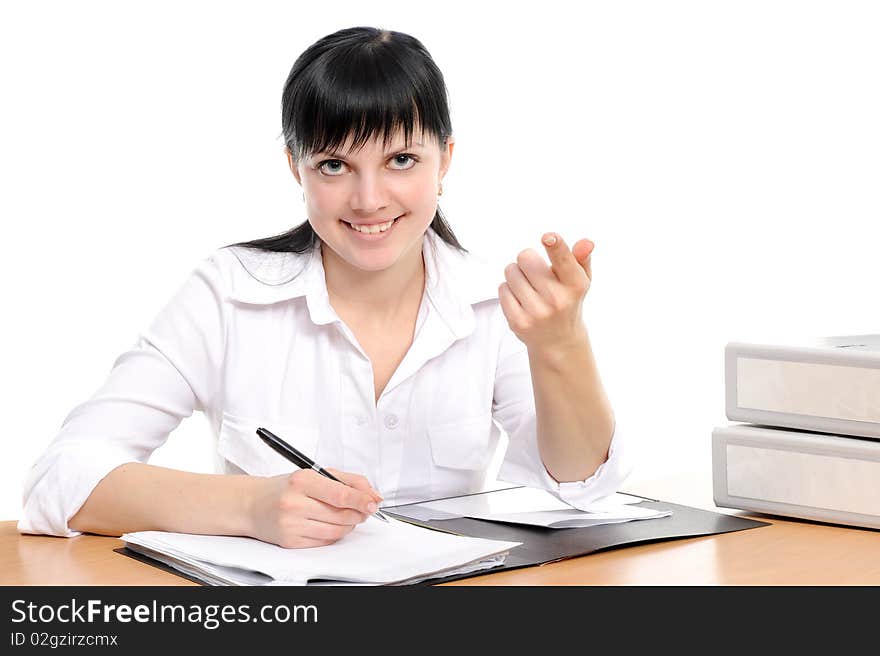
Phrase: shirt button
[
  {"left": 384, "top": 414, "right": 399, "bottom": 429},
  {"left": 355, "top": 416, "right": 366, "bottom": 426}
]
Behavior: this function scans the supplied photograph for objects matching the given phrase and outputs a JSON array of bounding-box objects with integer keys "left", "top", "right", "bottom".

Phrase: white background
[{"left": 1, "top": 1, "right": 878, "bottom": 522}]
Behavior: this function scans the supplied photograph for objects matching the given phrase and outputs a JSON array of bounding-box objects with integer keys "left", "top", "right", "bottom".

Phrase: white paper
[
  {"left": 122, "top": 515, "right": 520, "bottom": 586},
  {"left": 387, "top": 487, "right": 672, "bottom": 528}
]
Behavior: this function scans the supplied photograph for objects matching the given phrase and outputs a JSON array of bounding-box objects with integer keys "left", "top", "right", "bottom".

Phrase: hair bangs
[{"left": 299, "top": 80, "right": 422, "bottom": 159}]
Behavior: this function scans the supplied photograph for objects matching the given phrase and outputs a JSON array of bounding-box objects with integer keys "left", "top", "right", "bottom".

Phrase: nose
[{"left": 349, "top": 171, "right": 389, "bottom": 215}]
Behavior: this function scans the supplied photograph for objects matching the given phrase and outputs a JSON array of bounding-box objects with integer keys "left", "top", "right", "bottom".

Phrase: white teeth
[{"left": 348, "top": 217, "right": 396, "bottom": 234}]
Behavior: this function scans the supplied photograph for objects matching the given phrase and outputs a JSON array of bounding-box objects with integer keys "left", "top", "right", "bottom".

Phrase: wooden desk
[
  {"left": 3, "top": 471, "right": 878, "bottom": 585},
  {"left": 4, "top": 511, "right": 880, "bottom": 585}
]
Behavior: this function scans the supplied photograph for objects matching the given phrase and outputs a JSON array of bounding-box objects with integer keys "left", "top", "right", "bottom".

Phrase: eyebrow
[{"left": 317, "top": 142, "right": 425, "bottom": 158}]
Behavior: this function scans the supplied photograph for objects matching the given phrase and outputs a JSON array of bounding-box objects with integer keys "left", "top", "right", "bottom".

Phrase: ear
[
  {"left": 285, "top": 147, "right": 302, "bottom": 185},
  {"left": 439, "top": 135, "right": 455, "bottom": 179}
]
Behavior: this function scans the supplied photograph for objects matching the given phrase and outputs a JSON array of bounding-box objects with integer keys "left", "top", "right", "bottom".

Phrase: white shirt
[{"left": 19, "top": 228, "right": 633, "bottom": 537}]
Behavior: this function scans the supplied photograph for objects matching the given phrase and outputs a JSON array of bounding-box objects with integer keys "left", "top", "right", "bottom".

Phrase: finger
[
  {"left": 300, "top": 495, "right": 369, "bottom": 526},
  {"left": 503, "top": 260, "right": 545, "bottom": 316},
  {"left": 292, "top": 469, "right": 378, "bottom": 514},
  {"left": 572, "top": 239, "right": 594, "bottom": 280},
  {"left": 542, "top": 232, "right": 589, "bottom": 287},
  {"left": 327, "top": 468, "right": 383, "bottom": 502},
  {"left": 498, "top": 281, "right": 528, "bottom": 329},
  {"left": 298, "top": 517, "right": 358, "bottom": 543},
  {"left": 511, "top": 248, "right": 555, "bottom": 299}
]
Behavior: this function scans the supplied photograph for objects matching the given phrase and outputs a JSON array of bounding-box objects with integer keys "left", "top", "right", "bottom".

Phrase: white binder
[
  {"left": 725, "top": 334, "right": 880, "bottom": 439},
  {"left": 712, "top": 424, "right": 880, "bottom": 529}
]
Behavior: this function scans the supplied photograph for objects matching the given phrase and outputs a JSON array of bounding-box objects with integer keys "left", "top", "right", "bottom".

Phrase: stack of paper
[
  {"left": 121, "top": 515, "right": 520, "bottom": 586},
  {"left": 386, "top": 488, "right": 672, "bottom": 528}
]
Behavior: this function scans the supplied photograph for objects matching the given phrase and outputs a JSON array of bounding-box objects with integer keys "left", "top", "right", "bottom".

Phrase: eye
[
  {"left": 389, "top": 153, "right": 418, "bottom": 170},
  {"left": 317, "top": 159, "right": 347, "bottom": 176}
]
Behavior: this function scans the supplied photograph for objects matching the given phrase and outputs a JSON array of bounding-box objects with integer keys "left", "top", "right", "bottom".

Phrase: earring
[{"left": 438, "top": 183, "right": 443, "bottom": 197}]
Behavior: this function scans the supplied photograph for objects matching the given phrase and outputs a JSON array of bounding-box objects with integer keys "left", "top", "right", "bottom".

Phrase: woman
[{"left": 19, "top": 26, "right": 631, "bottom": 548}]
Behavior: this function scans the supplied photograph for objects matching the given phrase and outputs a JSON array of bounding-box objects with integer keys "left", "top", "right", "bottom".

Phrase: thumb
[{"left": 573, "top": 239, "right": 594, "bottom": 277}]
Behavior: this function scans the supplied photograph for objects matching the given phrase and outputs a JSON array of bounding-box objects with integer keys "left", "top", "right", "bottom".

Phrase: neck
[{"left": 322, "top": 242, "right": 426, "bottom": 325}]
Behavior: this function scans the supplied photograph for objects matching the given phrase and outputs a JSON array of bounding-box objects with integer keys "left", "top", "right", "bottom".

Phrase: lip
[
  {"left": 340, "top": 214, "right": 404, "bottom": 240},
  {"left": 343, "top": 215, "right": 403, "bottom": 226}
]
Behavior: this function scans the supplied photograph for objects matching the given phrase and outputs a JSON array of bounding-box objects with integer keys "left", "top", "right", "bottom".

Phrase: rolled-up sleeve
[
  {"left": 492, "top": 320, "right": 635, "bottom": 511},
  {"left": 18, "top": 254, "right": 227, "bottom": 536}
]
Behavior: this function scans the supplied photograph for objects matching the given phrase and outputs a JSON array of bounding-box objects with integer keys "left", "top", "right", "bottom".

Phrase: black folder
[{"left": 381, "top": 488, "right": 768, "bottom": 585}]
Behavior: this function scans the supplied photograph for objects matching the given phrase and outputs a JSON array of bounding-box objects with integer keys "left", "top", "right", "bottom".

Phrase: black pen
[{"left": 256, "top": 427, "right": 390, "bottom": 523}]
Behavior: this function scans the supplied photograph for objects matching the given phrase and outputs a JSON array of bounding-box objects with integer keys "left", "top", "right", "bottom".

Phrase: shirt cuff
[
  {"left": 496, "top": 414, "right": 635, "bottom": 511},
  {"left": 18, "top": 441, "right": 141, "bottom": 537}
]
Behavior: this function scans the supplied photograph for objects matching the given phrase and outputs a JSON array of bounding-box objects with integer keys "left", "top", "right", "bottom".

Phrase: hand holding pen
[{"left": 248, "top": 427, "right": 388, "bottom": 549}]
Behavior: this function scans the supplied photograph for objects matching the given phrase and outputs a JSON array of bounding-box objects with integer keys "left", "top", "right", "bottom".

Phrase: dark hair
[{"left": 230, "top": 26, "right": 466, "bottom": 255}]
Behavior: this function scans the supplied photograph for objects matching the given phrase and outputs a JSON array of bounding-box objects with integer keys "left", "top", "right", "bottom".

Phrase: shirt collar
[{"left": 224, "top": 228, "right": 500, "bottom": 339}]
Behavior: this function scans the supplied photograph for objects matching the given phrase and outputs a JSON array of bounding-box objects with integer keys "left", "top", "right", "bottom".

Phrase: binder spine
[
  {"left": 712, "top": 425, "right": 880, "bottom": 530},
  {"left": 724, "top": 342, "right": 880, "bottom": 440}
]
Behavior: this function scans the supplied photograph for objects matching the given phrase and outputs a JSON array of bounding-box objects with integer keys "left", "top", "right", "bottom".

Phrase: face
[{"left": 287, "top": 127, "right": 454, "bottom": 274}]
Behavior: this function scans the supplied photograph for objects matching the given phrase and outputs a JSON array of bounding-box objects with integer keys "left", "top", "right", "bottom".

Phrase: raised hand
[{"left": 498, "top": 232, "right": 594, "bottom": 351}]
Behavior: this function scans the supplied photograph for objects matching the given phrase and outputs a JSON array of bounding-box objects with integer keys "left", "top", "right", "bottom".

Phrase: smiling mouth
[{"left": 341, "top": 214, "right": 404, "bottom": 234}]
